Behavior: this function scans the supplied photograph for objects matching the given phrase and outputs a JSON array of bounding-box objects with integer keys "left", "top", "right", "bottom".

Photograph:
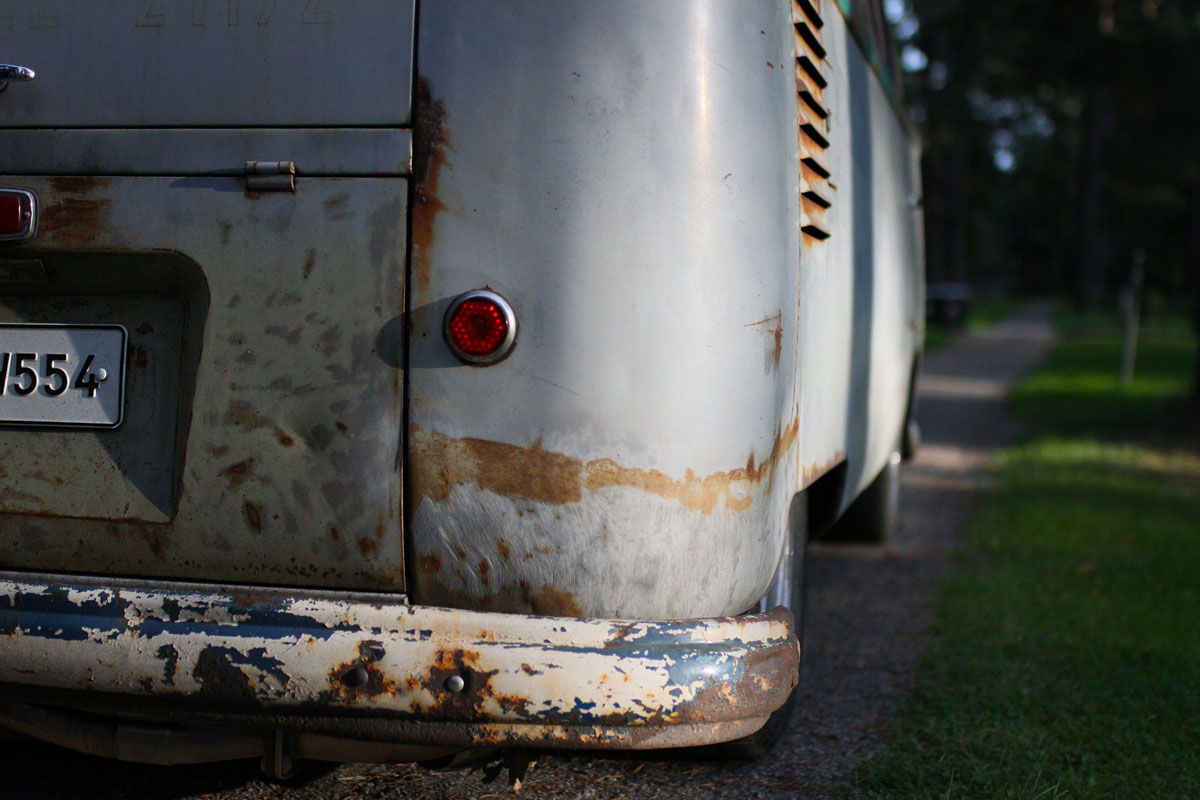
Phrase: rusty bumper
[{"left": 0, "top": 574, "right": 799, "bottom": 751}]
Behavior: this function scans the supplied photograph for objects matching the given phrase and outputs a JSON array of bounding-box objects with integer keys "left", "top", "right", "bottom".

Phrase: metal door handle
[{"left": 0, "top": 64, "right": 35, "bottom": 91}]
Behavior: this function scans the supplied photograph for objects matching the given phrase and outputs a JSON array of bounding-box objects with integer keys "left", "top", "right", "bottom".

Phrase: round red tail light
[{"left": 443, "top": 290, "right": 518, "bottom": 365}]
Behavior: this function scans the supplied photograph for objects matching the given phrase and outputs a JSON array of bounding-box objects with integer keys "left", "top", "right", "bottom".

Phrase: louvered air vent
[{"left": 794, "top": 0, "right": 832, "bottom": 242}]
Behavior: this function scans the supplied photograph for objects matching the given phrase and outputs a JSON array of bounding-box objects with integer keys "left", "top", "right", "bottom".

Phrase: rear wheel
[
  {"left": 721, "top": 494, "right": 808, "bottom": 759},
  {"left": 823, "top": 449, "right": 901, "bottom": 544}
]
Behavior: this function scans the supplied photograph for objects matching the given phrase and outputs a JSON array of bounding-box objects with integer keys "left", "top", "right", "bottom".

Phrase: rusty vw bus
[{"left": 0, "top": 0, "right": 922, "bottom": 774}]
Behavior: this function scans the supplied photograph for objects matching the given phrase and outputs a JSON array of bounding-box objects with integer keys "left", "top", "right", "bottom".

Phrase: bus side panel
[
  {"left": 407, "top": 0, "right": 803, "bottom": 620},
  {"left": 803, "top": 10, "right": 922, "bottom": 515}
]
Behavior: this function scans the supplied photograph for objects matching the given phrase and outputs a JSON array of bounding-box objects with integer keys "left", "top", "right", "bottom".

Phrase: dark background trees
[
  {"left": 901, "top": 0, "right": 1199, "bottom": 307},
  {"left": 896, "top": 0, "right": 1200, "bottom": 396}
]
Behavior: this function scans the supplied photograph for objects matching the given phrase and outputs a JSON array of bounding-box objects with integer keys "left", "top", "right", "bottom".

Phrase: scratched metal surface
[
  {"left": 0, "top": 176, "right": 408, "bottom": 591},
  {"left": 0, "top": 1, "right": 415, "bottom": 127}
]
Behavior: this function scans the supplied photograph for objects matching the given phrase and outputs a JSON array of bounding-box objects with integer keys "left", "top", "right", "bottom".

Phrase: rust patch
[
  {"left": 410, "top": 415, "right": 799, "bottom": 517},
  {"left": 220, "top": 459, "right": 254, "bottom": 490},
  {"left": 411, "top": 431, "right": 583, "bottom": 507},
  {"left": 418, "top": 554, "right": 442, "bottom": 573},
  {"left": 523, "top": 546, "right": 556, "bottom": 562},
  {"left": 801, "top": 194, "right": 828, "bottom": 220},
  {"left": 49, "top": 176, "right": 105, "bottom": 194},
  {"left": 224, "top": 401, "right": 272, "bottom": 431},
  {"left": 302, "top": 249, "right": 316, "bottom": 279},
  {"left": 336, "top": 421, "right": 349, "bottom": 435},
  {"left": 330, "top": 525, "right": 341, "bottom": 541},
  {"left": 265, "top": 325, "right": 303, "bottom": 345},
  {"left": 686, "top": 640, "right": 798, "bottom": 723},
  {"left": 39, "top": 177, "right": 113, "bottom": 245},
  {"left": 411, "top": 78, "right": 452, "bottom": 301},
  {"left": 193, "top": 647, "right": 257, "bottom": 702},
  {"left": 358, "top": 536, "right": 379, "bottom": 556},
  {"left": 276, "top": 428, "right": 295, "bottom": 447},
  {"left": 416, "top": 575, "right": 583, "bottom": 618},
  {"left": 532, "top": 586, "right": 582, "bottom": 616},
  {"left": 584, "top": 460, "right": 751, "bottom": 515},
  {"left": 421, "top": 648, "right": 508, "bottom": 720},
  {"left": 801, "top": 450, "right": 845, "bottom": 489},
  {"left": 242, "top": 500, "right": 263, "bottom": 533},
  {"left": 479, "top": 558, "right": 491, "bottom": 587},
  {"left": 496, "top": 539, "right": 512, "bottom": 563},
  {"left": 206, "top": 444, "right": 229, "bottom": 457},
  {"left": 328, "top": 641, "right": 398, "bottom": 703},
  {"left": 744, "top": 311, "right": 784, "bottom": 371},
  {"left": 800, "top": 160, "right": 827, "bottom": 186},
  {"left": 113, "top": 522, "right": 168, "bottom": 559}
]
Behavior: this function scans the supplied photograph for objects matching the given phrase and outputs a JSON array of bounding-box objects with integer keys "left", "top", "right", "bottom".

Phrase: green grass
[
  {"left": 924, "top": 297, "right": 1029, "bottom": 353},
  {"left": 1010, "top": 314, "right": 1197, "bottom": 441},
  {"left": 860, "top": 312, "right": 1200, "bottom": 799},
  {"left": 968, "top": 298, "right": 1026, "bottom": 332}
]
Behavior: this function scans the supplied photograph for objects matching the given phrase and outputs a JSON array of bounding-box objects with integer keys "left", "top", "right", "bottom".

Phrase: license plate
[{"left": 0, "top": 324, "right": 127, "bottom": 428}]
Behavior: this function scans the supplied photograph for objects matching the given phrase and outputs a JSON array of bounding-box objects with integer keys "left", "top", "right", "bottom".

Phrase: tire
[
  {"left": 720, "top": 494, "right": 808, "bottom": 760},
  {"left": 902, "top": 417, "right": 921, "bottom": 461},
  {"left": 823, "top": 449, "right": 901, "bottom": 544}
]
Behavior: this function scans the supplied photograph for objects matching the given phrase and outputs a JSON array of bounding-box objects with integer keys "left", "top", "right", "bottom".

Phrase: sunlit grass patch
[
  {"left": 860, "top": 312, "right": 1200, "bottom": 799},
  {"left": 1011, "top": 314, "right": 1196, "bottom": 440}
]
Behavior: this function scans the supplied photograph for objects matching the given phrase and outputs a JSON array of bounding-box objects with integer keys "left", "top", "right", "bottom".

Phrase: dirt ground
[{"left": 1, "top": 306, "right": 1056, "bottom": 800}]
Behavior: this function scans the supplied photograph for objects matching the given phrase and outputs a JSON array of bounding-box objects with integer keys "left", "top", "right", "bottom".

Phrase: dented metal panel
[
  {"left": 409, "top": 0, "right": 806, "bottom": 621},
  {"left": 0, "top": 176, "right": 407, "bottom": 591},
  {"left": 0, "top": 1, "right": 415, "bottom": 128},
  {"left": 0, "top": 575, "right": 800, "bottom": 749}
]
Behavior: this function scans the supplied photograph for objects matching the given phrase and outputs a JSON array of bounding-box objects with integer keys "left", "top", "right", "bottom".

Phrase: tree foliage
[{"left": 907, "top": 0, "right": 1200, "bottom": 314}]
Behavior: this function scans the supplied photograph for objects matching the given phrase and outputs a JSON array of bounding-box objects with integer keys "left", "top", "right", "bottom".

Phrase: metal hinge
[{"left": 245, "top": 161, "right": 295, "bottom": 192}]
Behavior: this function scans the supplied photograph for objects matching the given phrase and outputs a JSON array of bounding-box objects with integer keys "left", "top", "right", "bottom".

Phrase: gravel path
[{"left": 3, "top": 306, "right": 1056, "bottom": 800}]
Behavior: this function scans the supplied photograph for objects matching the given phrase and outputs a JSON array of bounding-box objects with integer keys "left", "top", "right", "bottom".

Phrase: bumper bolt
[
  {"left": 342, "top": 667, "right": 369, "bottom": 688},
  {"left": 445, "top": 674, "right": 465, "bottom": 693}
]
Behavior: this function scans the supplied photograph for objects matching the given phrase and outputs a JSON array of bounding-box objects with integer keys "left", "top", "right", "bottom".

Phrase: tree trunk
[
  {"left": 949, "top": 136, "right": 971, "bottom": 284},
  {"left": 921, "top": 149, "right": 947, "bottom": 284},
  {"left": 1189, "top": 158, "right": 1200, "bottom": 407},
  {"left": 1074, "top": 86, "right": 1112, "bottom": 312}
]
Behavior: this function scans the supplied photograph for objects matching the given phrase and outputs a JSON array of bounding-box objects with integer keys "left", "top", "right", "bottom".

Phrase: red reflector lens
[
  {"left": 0, "top": 195, "right": 24, "bottom": 235},
  {"left": 448, "top": 298, "right": 510, "bottom": 357}
]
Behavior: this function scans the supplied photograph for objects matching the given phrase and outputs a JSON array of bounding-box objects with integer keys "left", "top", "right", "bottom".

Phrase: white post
[{"left": 1119, "top": 249, "right": 1145, "bottom": 387}]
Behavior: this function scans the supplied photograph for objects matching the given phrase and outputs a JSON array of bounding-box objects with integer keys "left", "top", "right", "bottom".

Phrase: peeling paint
[
  {"left": 0, "top": 579, "right": 799, "bottom": 748},
  {"left": 411, "top": 418, "right": 798, "bottom": 517}
]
